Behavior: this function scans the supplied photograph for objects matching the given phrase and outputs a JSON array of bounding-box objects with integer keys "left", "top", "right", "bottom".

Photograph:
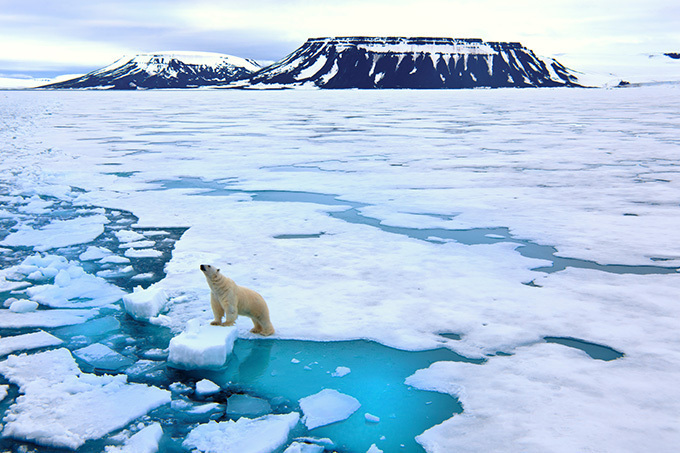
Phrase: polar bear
[{"left": 199, "top": 264, "right": 275, "bottom": 336}]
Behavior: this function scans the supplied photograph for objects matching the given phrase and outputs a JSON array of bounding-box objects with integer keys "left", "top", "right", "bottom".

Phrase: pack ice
[{"left": 0, "top": 349, "right": 170, "bottom": 450}]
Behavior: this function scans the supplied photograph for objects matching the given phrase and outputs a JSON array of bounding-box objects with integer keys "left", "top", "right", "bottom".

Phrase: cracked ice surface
[
  {"left": 1, "top": 88, "right": 680, "bottom": 451},
  {"left": 0, "top": 349, "right": 170, "bottom": 449}
]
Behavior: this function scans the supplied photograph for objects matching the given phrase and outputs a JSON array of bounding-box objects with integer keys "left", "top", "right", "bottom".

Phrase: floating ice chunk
[
  {"left": 125, "top": 360, "right": 164, "bottom": 378},
  {"left": 80, "top": 246, "right": 112, "bottom": 261},
  {"left": 54, "top": 269, "right": 71, "bottom": 287},
  {"left": 119, "top": 240, "right": 155, "bottom": 249},
  {"left": 195, "top": 379, "right": 221, "bottom": 396},
  {"left": 105, "top": 423, "right": 163, "bottom": 453},
  {"left": 125, "top": 248, "right": 163, "bottom": 258},
  {"left": 331, "top": 366, "right": 351, "bottom": 377},
  {"left": 97, "top": 266, "right": 135, "bottom": 278},
  {"left": 183, "top": 413, "right": 300, "bottom": 453},
  {"left": 0, "top": 308, "right": 99, "bottom": 328},
  {"left": 226, "top": 394, "right": 272, "bottom": 417},
  {"left": 0, "top": 215, "right": 108, "bottom": 251},
  {"left": 284, "top": 442, "right": 324, "bottom": 453},
  {"left": 299, "top": 389, "right": 361, "bottom": 429},
  {"left": 131, "top": 272, "right": 155, "bottom": 281},
  {"left": 188, "top": 402, "right": 224, "bottom": 414},
  {"left": 123, "top": 286, "right": 168, "bottom": 320},
  {"left": 8, "top": 299, "right": 39, "bottom": 313},
  {"left": 0, "top": 331, "right": 63, "bottom": 356},
  {"left": 115, "top": 230, "right": 145, "bottom": 242},
  {"left": 168, "top": 322, "right": 238, "bottom": 369},
  {"left": 169, "top": 382, "right": 192, "bottom": 394},
  {"left": 0, "top": 277, "right": 29, "bottom": 292},
  {"left": 26, "top": 263, "right": 125, "bottom": 308},
  {"left": 364, "top": 413, "right": 381, "bottom": 423},
  {"left": 18, "top": 196, "right": 53, "bottom": 214},
  {"left": 100, "top": 255, "right": 131, "bottom": 264},
  {"left": 0, "top": 349, "right": 170, "bottom": 450},
  {"left": 366, "top": 444, "right": 384, "bottom": 453},
  {"left": 0, "top": 384, "right": 8, "bottom": 401},
  {"left": 73, "top": 343, "right": 135, "bottom": 371}
]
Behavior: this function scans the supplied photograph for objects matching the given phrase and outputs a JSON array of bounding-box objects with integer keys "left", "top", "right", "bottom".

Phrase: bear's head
[{"left": 199, "top": 264, "right": 220, "bottom": 279}]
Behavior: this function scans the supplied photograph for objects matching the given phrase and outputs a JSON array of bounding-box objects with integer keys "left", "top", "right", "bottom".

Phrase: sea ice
[
  {"left": 104, "top": 423, "right": 163, "bottom": 453},
  {"left": 8, "top": 299, "right": 39, "bottom": 313},
  {"left": 0, "top": 308, "right": 99, "bottom": 328},
  {"left": 115, "top": 230, "right": 146, "bottom": 242},
  {"left": 0, "top": 348, "right": 170, "bottom": 449},
  {"left": 0, "top": 384, "right": 8, "bottom": 401},
  {"left": 364, "top": 413, "right": 380, "bottom": 423},
  {"left": 195, "top": 378, "right": 221, "bottom": 396},
  {"left": 283, "top": 442, "right": 324, "bottom": 453},
  {"left": 299, "top": 389, "right": 361, "bottom": 430},
  {"left": 15, "top": 254, "right": 125, "bottom": 308},
  {"left": 73, "top": 343, "right": 135, "bottom": 371},
  {"left": 122, "top": 285, "right": 168, "bottom": 320},
  {"left": 167, "top": 320, "right": 238, "bottom": 369},
  {"left": 0, "top": 331, "right": 63, "bottom": 356},
  {"left": 226, "top": 394, "right": 272, "bottom": 417},
  {"left": 79, "top": 246, "right": 112, "bottom": 261},
  {"left": 0, "top": 215, "right": 108, "bottom": 251},
  {"left": 183, "top": 413, "right": 300, "bottom": 453},
  {"left": 125, "top": 248, "right": 163, "bottom": 258},
  {"left": 331, "top": 366, "right": 351, "bottom": 377}
]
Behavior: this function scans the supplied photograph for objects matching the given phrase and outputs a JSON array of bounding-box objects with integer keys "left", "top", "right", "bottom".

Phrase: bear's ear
[{"left": 217, "top": 268, "right": 221, "bottom": 272}]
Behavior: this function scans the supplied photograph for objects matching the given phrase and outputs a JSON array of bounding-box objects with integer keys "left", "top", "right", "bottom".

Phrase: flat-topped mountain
[
  {"left": 42, "top": 52, "right": 261, "bottom": 89},
  {"left": 245, "top": 37, "right": 582, "bottom": 89}
]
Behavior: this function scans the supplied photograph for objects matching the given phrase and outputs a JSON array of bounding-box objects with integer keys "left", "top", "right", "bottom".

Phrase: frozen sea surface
[{"left": 1, "top": 87, "right": 680, "bottom": 452}]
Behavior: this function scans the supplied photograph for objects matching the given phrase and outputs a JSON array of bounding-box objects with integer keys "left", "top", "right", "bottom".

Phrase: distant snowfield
[{"left": 1, "top": 87, "right": 680, "bottom": 451}]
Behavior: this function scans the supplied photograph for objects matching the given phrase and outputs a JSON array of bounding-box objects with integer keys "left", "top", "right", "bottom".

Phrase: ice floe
[
  {"left": 299, "top": 389, "right": 361, "bottom": 430},
  {"left": 104, "top": 422, "right": 163, "bottom": 453},
  {"left": 167, "top": 320, "right": 238, "bottom": 369},
  {"left": 122, "top": 285, "right": 168, "bottom": 320},
  {"left": 195, "top": 378, "right": 221, "bottom": 396},
  {"left": 183, "top": 413, "right": 300, "bottom": 453},
  {"left": 0, "top": 331, "right": 63, "bottom": 356},
  {"left": 0, "top": 215, "right": 108, "bottom": 251}
]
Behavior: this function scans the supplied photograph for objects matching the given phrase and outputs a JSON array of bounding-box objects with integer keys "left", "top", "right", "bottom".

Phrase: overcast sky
[{"left": 1, "top": 0, "right": 678, "bottom": 78}]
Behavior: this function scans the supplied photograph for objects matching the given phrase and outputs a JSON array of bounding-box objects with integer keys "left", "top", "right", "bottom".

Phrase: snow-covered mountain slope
[
  {"left": 245, "top": 37, "right": 583, "bottom": 89},
  {"left": 42, "top": 52, "right": 261, "bottom": 89}
]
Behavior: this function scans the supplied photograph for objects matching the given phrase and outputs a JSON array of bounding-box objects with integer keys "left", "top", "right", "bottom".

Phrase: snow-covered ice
[
  {"left": 283, "top": 441, "right": 324, "bottom": 453},
  {"left": 167, "top": 320, "right": 238, "bottom": 369},
  {"left": 299, "top": 389, "right": 361, "bottom": 430},
  {"left": 183, "top": 413, "right": 300, "bottom": 453},
  {"left": 1, "top": 87, "right": 680, "bottom": 451},
  {"left": 104, "top": 423, "right": 163, "bottom": 453},
  {"left": 0, "top": 215, "right": 107, "bottom": 251},
  {"left": 0, "top": 349, "right": 170, "bottom": 449},
  {"left": 0, "top": 331, "right": 63, "bottom": 356},
  {"left": 122, "top": 285, "right": 168, "bottom": 320},
  {"left": 8, "top": 299, "right": 39, "bottom": 313},
  {"left": 195, "top": 378, "right": 221, "bottom": 396}
]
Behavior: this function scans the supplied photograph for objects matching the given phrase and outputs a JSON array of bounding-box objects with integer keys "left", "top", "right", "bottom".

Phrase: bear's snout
[{"left": 200, "top": 264, "right": 206, "bottom": 272}]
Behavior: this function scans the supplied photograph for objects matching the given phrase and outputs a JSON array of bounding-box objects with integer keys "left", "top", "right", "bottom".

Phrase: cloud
[{"left": 1, "top": 0, "right": 679, "bottom": 76}]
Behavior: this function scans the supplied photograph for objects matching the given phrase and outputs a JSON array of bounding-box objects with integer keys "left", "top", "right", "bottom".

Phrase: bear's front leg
[
  {"left": 221, "top": 293, "right": 238, "bottom": 326},
  {"left": 210, "top": 293, "right": 224, "bottom": 326}
]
